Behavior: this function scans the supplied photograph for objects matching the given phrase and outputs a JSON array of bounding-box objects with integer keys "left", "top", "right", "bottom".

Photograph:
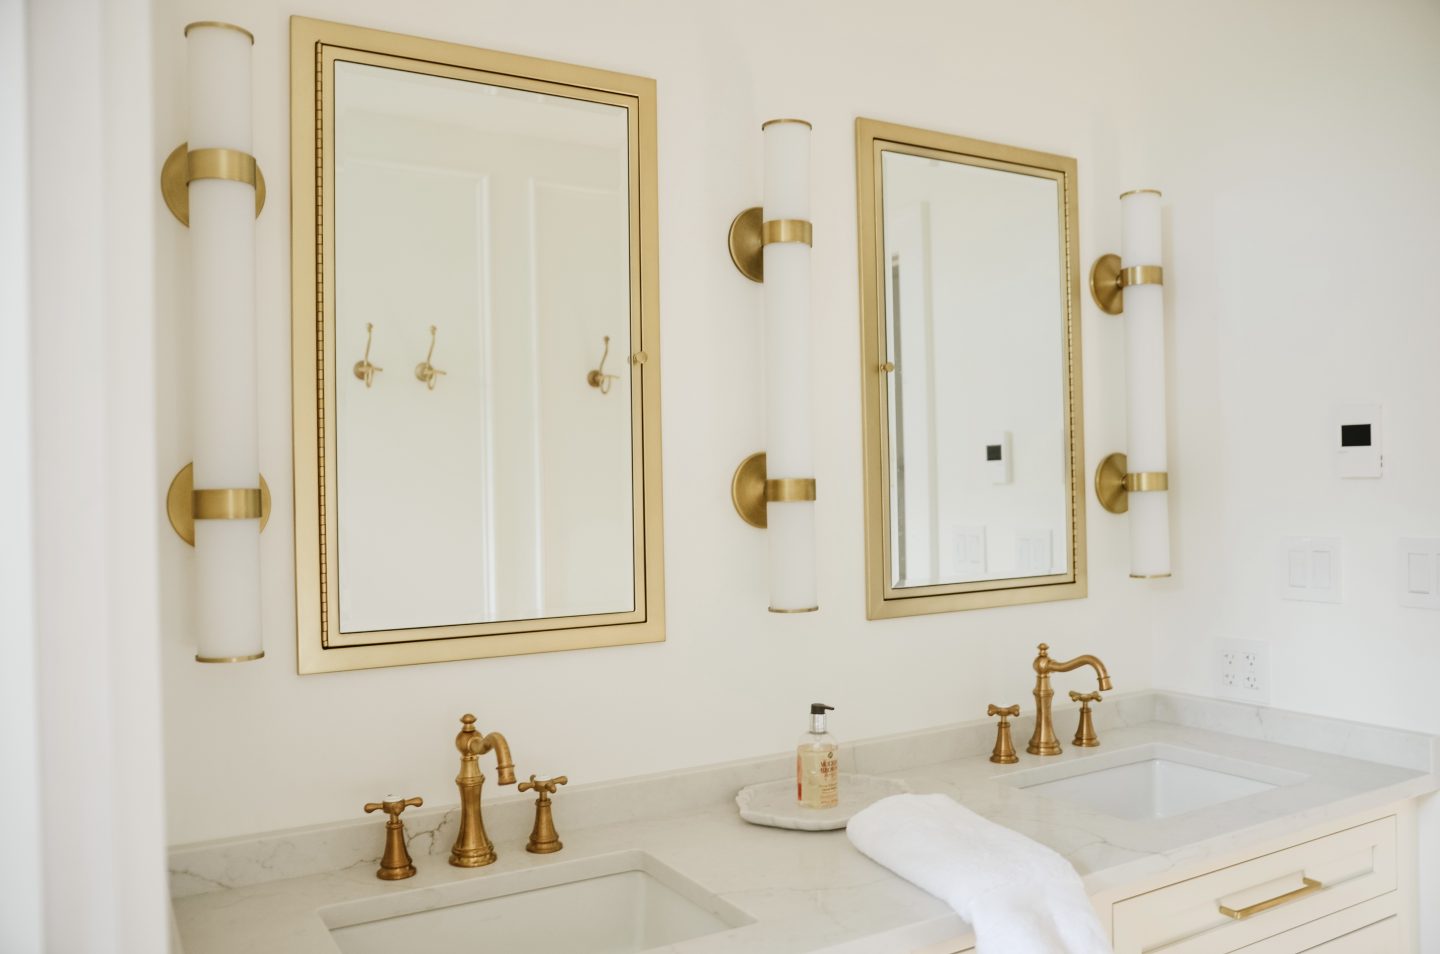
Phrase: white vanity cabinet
[{"left": 1107, "top": 806, "right": 1413, "bottom": 954}]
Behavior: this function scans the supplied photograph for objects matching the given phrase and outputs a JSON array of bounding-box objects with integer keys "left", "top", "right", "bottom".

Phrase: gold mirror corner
[
  {"left": 855, "top": 117, "right": 1086, "bottom": 621},
  {"left": 289, "top": 17, "right": 663, "bottom": 673}
]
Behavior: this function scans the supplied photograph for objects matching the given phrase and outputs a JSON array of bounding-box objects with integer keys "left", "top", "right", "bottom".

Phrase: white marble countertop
[{"left": 171, "top": 692, "right": 1438, "bottom": 954}]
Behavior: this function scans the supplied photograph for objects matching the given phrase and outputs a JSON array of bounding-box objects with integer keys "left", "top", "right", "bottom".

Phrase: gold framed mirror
[
  {"left": 856, "top": 118, "right": 1085, "bottom": 619},
  {"left": 290, "top": 17, "right": 662, "bottom": 672}
]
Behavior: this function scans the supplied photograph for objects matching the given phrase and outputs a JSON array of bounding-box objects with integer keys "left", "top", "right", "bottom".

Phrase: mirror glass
[
  {"left": 333, "top": 63, "right": 634, "bottom": 632},
  {"left": 881, "top": 151, "right": 1066, "bottom": 587},
  {"left": 291, "top": 19, "right": 662, "bottom": 673},
  {"left": 856, "top": 119, "right": 1084, "bottom": 618}
]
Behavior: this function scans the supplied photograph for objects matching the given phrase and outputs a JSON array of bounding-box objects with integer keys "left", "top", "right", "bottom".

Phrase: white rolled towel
[{"left": 847, "top": 793, "right": 1111, "bottom": 954}]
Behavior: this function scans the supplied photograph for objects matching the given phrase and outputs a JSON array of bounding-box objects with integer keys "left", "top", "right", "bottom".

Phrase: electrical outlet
[{"left": 1216, "top": 638, "right": 1270, "bottom": 704}]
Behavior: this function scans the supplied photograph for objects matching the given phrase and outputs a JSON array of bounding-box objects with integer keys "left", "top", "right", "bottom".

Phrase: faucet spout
[
  {"left": 449, "top": 714, "right": 517, "bottom": 867},
  {"left": 1027, "top": 644, "right": 1113, "bottom": 756}
]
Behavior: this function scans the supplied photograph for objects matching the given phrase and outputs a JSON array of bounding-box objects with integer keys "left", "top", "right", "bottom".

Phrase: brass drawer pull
[{"left": 1218, "top": 877, "right": 1323, "bottom": 920}]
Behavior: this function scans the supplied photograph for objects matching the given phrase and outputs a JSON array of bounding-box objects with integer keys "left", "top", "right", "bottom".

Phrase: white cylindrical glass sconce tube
[
  {"left": 761, "top": 120, "right": 816, "bottom": 612},
  {"left": 187, "top": 23, "right": 263, "bottom": 659},
  {"left": 1119, "top": 190, "right": 1170, "bottom": 578}
]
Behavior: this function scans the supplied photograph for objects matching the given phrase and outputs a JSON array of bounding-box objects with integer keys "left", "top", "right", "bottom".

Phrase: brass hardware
[
  {"left": 1094, "top": 452, "right": 1170, "bottom": 515},
  {"left": 518, "top": 774, "right": 569, "bottom": 854},
  {"left": 449, "top": 714, "right": 516, "bottom": 868},
  {"left": 1069, "top": 690, "right": 1102, "bottom": 747},
  {"left": 727, "top": 206, "right": 815, "bottom": 283},
  {"left": 290, "top": 17, "right": 666, "bottom": 673},
  {"left": 728, "top": 206, "right": 765, "bottom": 283},
  {"left": 1121, "top": 265, "right": 1164, "bottom": 287},
  {"left": 766, "top": 478, "right": 817, "bottom": 503},
  {"left": 761, "top": 118, "right": 813, "bottom": 130},
  {"left": 166, "top": 462, "right": 272, "bottom": 546},
  {"left": 587, "top": 335, "right": 620, "bottom": 394},
  {"left": 731, "top": 452, "right": 817, "bottom": 528},
  {"left": 1089, "top": 253, "right": 1164, "bottom": 316},
  {"left": 184, "top": 20, "right": 254, "bottom": 43},
  {"left": 363, "top": 795, "right": 423, "bottom": 880},
  {"left": 855, "top": 118, "right": 1087, "bottom": 620},
  {"left": 1219, "top": 877, "right": 1323, "bottom": 920},
  {"left": 987, "top": 704, "right": 1020, "bottom": 764},
  {"left": 631, "top": 350, "right": 649, "bottom": 365},
  {"left": 1026, "top": 644, "right": 1112, "bottom": 756},
  {"left": 732, "top": 452, "right": 768, "bottom": 528},
  {"left": 760, "top": 219, "right": 813, "bottom": 247},
  {"left": 414, "top": 325, "right": 446, "bottom": 390},
  {"left": 195, "top": 651, "right": 265, "bottom": 664},
  {"left": 161, "top": 143, "right": 267, "bottom": 227},
  {"left": 1119, "top": 188, "right": 1163, "bottom": 200},
  {"left": 353, "top": 323, "right": 382, "bottom": 388}
]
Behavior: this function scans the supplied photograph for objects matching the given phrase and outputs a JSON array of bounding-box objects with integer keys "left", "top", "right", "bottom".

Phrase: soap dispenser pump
[{"left": 797, "top": 703, "right": 839, "bottom": 808}]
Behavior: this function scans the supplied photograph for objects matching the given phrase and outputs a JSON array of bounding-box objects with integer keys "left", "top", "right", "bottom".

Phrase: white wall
[
  {"left": 1, "top": 1, "right": 42, "bottom": 949},
  {"left": 153, "top": 17, "right": 1438, "bottom": 945},
  {"left": 27, "top": 0, "right": 172, "bottom": 949},
  {"left": 155, "top": 0, "right": 1155, "bottom": 846},
  {"left": 1125, "top": 2, "right": 1440, "bottom": 944}
]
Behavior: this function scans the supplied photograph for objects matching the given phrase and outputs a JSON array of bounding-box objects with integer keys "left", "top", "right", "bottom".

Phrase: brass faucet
[
  {"left": 448, "top": 713, "right": 516, "bottom": 867},
  {"left": 1026, "top": 644, "right": 1112, "bottom": 756}
]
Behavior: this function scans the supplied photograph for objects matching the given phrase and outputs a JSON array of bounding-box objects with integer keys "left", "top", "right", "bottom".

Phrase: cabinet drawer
[
  {"left": 1112, "top": 816, "right": 1396, "bottom": 953},
  {"left": 1302, "top": 916, "right": 1398, "bottom": 952}
]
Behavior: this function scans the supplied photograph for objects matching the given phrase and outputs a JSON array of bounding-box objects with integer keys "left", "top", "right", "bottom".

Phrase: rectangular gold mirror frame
[
  {"left": 290, "top": 17, "right": 663, "bottom": 673},
  {"left": 855, "top": 117, "right": 1086, "bottom": 620}
]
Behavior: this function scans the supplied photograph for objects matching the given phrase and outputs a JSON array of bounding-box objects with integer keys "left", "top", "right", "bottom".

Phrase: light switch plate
[
  {"left": 1216, "top": 638, "right": 1270, "bottom": 704},
  {"left": 1398, "top": 538, "right": 1440, "bottom": 610},
  {"left": 1279, "top": 536, "right": 1342, "bottom": 603},
  {"left": 953, "top": 526, "right": 987, "bottom": 577},
  {"left": 1015, "top": 529, "right": 1053, "bottom": 575}
]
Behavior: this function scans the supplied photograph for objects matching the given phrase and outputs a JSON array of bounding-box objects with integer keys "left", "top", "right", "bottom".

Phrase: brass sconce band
[
  {"left": 1124, "top": 471, "right": 1169, "bottom": 493},
  {"left": 765, "top": 477, "right": 817, "bottom": 502},
  {"left": 760, "top": 219, "right": 813, "bottom": 247},
  {"left": 761, "top": 118, "right": 813, "bottom": 130},
  {"left": 193, "top": 487, "right": 265, "bottom": 521},
  {"left": 184, "top": 20, "right": 255, "bottom": 43},
  {"left": 1120, "top": 265, "right": 1164, "bottom": 287},
  {"left": 161, "top": 143, "right": 268, "bottom": 226},
  {"left": 1094, "top": 453, "right": 1170, "bottom": 514},
  {"left": 166, "top": 462, "right": 272, "bottom": 546}
]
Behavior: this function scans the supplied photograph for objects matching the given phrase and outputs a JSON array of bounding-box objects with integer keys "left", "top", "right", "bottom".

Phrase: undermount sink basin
[
  {"left": 321, "top": 850, "right": 754, "bottom": 954},
  {"left": 1002, "top": 744, "right": 1306, "bottom": 820}
]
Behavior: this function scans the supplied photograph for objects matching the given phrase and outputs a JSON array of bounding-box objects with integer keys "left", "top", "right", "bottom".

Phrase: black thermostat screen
[
  {"left": 1340, "top": 424, "right": 1372, "bottom": 447},
  {"left": 986, "top": 445, "right": 1003, "bottom": 461}
]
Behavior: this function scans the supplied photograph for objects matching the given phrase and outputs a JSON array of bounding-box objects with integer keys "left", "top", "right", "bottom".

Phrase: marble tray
[{"left": 735, "top": 774, "right": 910, "bottom": 830}]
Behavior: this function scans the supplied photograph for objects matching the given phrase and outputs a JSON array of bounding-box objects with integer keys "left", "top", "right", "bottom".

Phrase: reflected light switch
[{"left": 1280, "top": 537, "right": 1342, "bottom": 604}]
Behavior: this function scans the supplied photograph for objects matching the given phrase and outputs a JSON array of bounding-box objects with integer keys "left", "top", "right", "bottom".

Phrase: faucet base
[
  {"left": 449, "top": 846, "right": 497, "bottom": 868},
  {"left": 1026, "top": 740, "right": 1063, "bottom": 757}
]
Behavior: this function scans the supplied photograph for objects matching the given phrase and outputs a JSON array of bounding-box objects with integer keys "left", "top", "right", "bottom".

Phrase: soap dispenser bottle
[{"left": 797, "top": 703, "right": 839, "bottom": 808}]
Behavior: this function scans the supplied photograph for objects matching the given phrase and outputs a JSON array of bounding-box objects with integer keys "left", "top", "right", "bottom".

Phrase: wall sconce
[
  {"left": 161, "top": 21, "right": 270, "bottom": 661},
  {"left": 727, "top": 119, "right": 817, "bottom": 613},
  {"left": 1090, "top": 188, "right": 1170, "bottom": 579}
]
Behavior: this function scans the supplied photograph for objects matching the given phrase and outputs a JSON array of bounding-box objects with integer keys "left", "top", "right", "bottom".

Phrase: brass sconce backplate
[
  {"left": 732, "top": 452, "right": 768, "bottom": 528},
  {"left": 1094, "top": 452, "right": 1129, "bottom": 514},
  {"left": 166, "top": 462, "right": 272, "bottom": 545},
  {"left": 1089, "top": 253, "right": 1124, "bottom": 315},
  {"left": 727, "top": 206, "right": 764, "bottom": 283},
  {"left": 161, "top": 143, "right": 267, "bottom": 226}
]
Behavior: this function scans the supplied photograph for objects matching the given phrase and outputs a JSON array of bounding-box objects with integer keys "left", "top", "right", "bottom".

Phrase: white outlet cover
[
  {"left": 1279, "top": 537, "right": 1342, "bottom": 603},
  {"left": 1398, "top": 538, "right": 1440, "bottom": 610},
  {"left": 1216, "top": 638, "right": 1270, "bottom": 704}
]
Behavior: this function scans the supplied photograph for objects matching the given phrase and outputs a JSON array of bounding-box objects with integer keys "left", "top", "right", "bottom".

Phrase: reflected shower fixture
[
  {"left": 1090, "top": 189, "right": 1171, "bottom": 579},
  {"left": 726, "top": 118, "right": 817, "bottom": 613},
  {"left": 415, "top": 325, "right": 446, "bottom": 390},
  {"left": 354, "top": 322, "right": 383, "bottom": 387},
  {"left": 161, "top": 20, "right": 270, "bottom": 663},
  {"left": 586, "top": 335, "right": 620, "bottom": 394}
]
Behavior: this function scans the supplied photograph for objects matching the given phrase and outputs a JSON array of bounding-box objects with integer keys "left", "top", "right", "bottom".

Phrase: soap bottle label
[{"left": 797, "top": 748, "right": 839, "bottom": 808}]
